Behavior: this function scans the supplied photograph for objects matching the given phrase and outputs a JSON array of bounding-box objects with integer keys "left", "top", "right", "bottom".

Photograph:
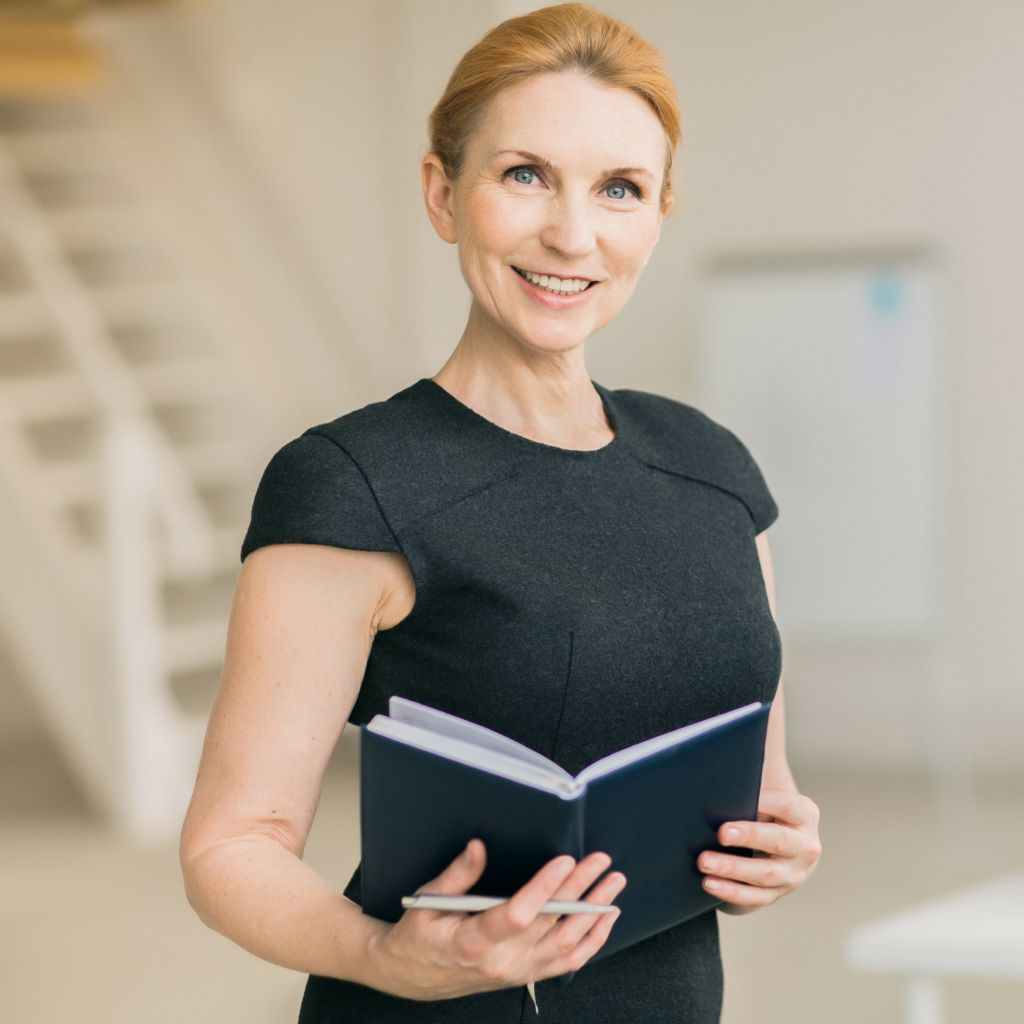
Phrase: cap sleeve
[
  {"left": 241, "top": 431, "right": 400, "bottom": 561},
  {"left": 726, "top": 435, "right": 778, "bottom": 534}
]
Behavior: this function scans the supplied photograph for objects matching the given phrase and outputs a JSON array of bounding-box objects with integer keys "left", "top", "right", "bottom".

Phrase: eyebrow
[{"left": 492, "top": 150, "right": 655, "bottom": 182}]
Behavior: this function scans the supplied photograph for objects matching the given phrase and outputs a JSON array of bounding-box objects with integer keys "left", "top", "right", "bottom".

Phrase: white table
[{"left": 846, "top": 873, "right": 1024, "bottom": 1024}]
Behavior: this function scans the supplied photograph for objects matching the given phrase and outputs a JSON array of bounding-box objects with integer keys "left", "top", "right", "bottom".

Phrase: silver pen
[{"left": 401, "top": 894, "right": 616, "bottom": 914}]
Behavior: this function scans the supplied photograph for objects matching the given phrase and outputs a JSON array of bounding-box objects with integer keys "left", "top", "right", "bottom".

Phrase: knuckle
[
  {"left": 505, "top": 907, "right": 532, "bottom": 930},
  {"left": 568, "top": 944, "right": 597, "bottom": 970},
  {"left": 480, "top": 957, "right": 510, "bottom": 983},
  {"left": 567, "top": 952, "right": 590, "bottom": 972}
]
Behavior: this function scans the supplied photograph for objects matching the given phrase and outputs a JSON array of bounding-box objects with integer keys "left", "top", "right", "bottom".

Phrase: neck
[{"left": 433, "top": 302, "right": 614, "bottom": 451}]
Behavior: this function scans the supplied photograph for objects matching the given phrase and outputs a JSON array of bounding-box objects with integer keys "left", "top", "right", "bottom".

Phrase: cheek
[
  {"left": 605, "top": 218, "right": 661, "bottom": 278},
  {"left": 460, "top": 194, "right": 538, "bottom": 266}
]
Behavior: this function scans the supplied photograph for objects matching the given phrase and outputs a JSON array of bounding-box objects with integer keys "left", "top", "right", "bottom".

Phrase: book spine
[{"left": 571, "top": 790, "right": 586, "bottom": 861}]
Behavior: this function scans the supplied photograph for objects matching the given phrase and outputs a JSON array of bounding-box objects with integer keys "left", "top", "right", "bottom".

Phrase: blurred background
[{"left": 0, "top": 0, "right": 1022, "bottom": 1021}]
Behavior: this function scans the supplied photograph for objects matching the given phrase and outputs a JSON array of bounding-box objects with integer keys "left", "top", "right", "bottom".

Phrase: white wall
[{"left": 133, "top": 0, "right": 1024, "bottom": 775}]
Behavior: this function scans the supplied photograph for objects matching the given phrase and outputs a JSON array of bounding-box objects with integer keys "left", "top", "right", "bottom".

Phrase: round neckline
[{"left": 420, "top": 378, "right": 622, "bottom": 456}]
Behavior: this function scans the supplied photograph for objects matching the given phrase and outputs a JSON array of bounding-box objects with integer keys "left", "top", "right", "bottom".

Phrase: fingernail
[
  {"left": 463, "top": 843, "right": 474, "bottom": 862},
  {"left": 704, "top": 855, "right": 719, "bottom": 872},
  {"left": 725, "top": 828, "right": 740, "bottom": 844},
  {"left": 704, "top": 878, "right": 722, "bottom": 891}
]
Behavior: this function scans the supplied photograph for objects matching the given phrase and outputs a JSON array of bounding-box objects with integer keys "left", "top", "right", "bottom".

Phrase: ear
[{"left": 422, "top": 154, "right": 458, "bottom": 244}]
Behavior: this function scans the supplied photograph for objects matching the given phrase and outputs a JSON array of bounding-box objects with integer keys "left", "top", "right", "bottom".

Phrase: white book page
[
  {"left": 388, "top": 697, "right": 568, "bottom": 776},
  {"left": 575, "top": 703, "right": 763, "bottom": 785},
  {"left": 367, "top": 716, "right": 582, "bottom": 799}
]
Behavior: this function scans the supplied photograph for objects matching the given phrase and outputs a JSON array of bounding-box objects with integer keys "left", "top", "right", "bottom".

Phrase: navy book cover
[{"left": 360, "top": 699, "right": 771, "bottom": 962}]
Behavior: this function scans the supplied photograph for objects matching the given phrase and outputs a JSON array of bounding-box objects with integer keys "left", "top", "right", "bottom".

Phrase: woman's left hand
[{"left": 697, "top": 788, "right": 821, "bottom": 909}]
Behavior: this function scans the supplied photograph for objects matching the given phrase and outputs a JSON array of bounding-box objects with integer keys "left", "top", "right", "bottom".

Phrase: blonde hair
[{"left": 428, "top": 3, "right": 681, "bottom": 207}]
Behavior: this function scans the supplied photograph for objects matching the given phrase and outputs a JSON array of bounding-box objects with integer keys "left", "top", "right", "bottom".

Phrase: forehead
[{"left": 469, "top": 71, "right": 668, "bottom": 175}]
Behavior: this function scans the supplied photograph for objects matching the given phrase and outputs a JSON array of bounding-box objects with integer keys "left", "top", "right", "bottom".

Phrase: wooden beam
[{"left": 0, "top": 20, "right": 103, "bottom": 96}]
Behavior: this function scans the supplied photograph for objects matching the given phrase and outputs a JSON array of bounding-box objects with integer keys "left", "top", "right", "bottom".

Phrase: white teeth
[{"left": 520, "top": 269, "right": 590, "bottom": 295}]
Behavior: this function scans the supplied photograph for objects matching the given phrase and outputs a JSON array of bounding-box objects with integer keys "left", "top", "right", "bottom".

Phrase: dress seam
[
  {"left": 639, "top": 457, "right": 770, "bottom": 531},
  {"left": 304, "top": 429, "right": 405, "bottom": 551},
  {"left": 394, "top": 469, "right": 521, "bottom": 539},
  {"left": 549, "top": 631, "right": 574, "bottom": 762}
]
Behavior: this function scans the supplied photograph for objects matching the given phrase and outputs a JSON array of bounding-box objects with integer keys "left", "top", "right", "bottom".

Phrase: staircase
[{"left": 0, "top": 97, "right": 278, "bottom": 840}]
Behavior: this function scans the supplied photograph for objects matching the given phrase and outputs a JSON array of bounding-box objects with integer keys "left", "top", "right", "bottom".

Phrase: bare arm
[
  {"left": 180, "top": 544, "right": 415, "bottom": 979},
  {"left": 755, "top": 532, "right": 797, "bottom": 793},
  {"left": 701, "top": 532, "right": 821, "bottom": 912},
  {"left": 181, "top": 544, "right": 624, "bottom": 997}
]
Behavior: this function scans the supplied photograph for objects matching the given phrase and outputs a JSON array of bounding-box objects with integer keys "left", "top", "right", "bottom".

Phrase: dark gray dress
[{"left": 242, "top": 379, "right": 781, "bottom": 1023}]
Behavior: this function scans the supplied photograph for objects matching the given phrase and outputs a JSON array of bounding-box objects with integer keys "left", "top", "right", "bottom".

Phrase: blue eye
[
  {"left": 513, "top": 169, "right": 535, "bottom": 184},
  {"left": 605, "top": 184, "right": 632, "bottom": 200}
]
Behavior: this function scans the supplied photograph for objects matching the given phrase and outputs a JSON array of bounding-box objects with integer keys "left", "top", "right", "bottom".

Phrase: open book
[{"left": 360, "top": 698, "right": 771, "bottom": 962}]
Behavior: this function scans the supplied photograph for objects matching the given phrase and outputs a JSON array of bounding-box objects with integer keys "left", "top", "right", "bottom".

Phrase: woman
[{"left": 181, "top": 5, "right": 821, "bottom": 1022}]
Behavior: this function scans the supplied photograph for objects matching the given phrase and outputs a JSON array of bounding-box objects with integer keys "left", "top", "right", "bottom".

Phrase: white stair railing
[{"left": 0, "top": 136, "right": 214, "bottom": 840}]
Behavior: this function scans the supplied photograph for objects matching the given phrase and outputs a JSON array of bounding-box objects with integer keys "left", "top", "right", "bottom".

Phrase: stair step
[
  {"left": 0, "top": 372, "right": 95, "bottom": 419},
  {"left": 108, "top": 321, "right": 211, "bottom": 366},
  {"left": 3, "top": 126, "right": 104, "bottom": 168},
  {"left": 177, "top": 438, "right": 263, "bottom": 484},
  {"left": 43, "top": 205, "right": 152, "bottom": 252},
  {"left": 0, "top": 333, "right": 69, "bottom": 378},
  {"left": 164, "top": 619, "right": 229, "bottom": 675},
  {"left": 91, "top": 280, "right": 190, "bottom": 323},
  {"left": 0, "top": 293, "right": 49, "bottom": 337},
  {"left": 133, "top": 357, "right": 234, "bottom": 405},
  {"left": 31, "top": 458, "right": 100, "bottom": 506}
]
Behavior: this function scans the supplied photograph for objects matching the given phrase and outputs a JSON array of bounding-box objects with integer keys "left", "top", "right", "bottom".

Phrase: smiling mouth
[{"left": 513, "top": 266, "right": 596, "bottom": 296}]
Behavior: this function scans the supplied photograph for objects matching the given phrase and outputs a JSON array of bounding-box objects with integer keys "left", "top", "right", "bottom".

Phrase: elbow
[
  {"left": 178, "top": 809, "right": 306, "bottom": 930},
  {"left": 178, "top": 813, "right": 224, "bottom": 929}
]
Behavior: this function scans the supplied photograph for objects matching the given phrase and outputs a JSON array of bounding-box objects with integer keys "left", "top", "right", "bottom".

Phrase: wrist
[{"left": 353, "top": 919, "right": 427, "bottom": 999}]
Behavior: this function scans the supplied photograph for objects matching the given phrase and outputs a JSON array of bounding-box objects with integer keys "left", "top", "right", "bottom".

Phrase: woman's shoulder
[
  {"left": 242, "top": 380, "right": 509, "bottom": 559},
  {"left": 603, "top": 387, "right": 731, "bottom": 441},
  {"left": 305, "top": 379, "right": 442, "bottom": 453},
  {"left": 603, "top": 387, "right": 778, "bottom": 533},
  {"left": 240, "top": 383, "right": 439, "bottom": 560}
]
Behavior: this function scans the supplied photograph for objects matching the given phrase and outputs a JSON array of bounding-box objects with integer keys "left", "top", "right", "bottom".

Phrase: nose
[{"left": 538, "top": 189, "right": 596, "bottom": 261}]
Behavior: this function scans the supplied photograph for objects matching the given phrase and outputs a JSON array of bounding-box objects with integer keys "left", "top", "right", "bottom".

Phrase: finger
[
  {"left": 698, "top": 851, "right": 796, "bottom": 890},
  {"left": 535, "top": 905, "right": 622, "bottom": 980},
  {"left": 702, "top": 875, "right": 780, "bottom": 907},
  {"left": 533, "top": 869, "right": 626, "bottom": 961},
  {"left": 525, "top": 853, "right": 615, "bottom": 938},
  {"left": 477, "top": 854, "right": 578, "bottom": 941},
  {"left": 756, "top": 789, "right": 820, "bottom": 828},
  {"left": 414, "top": 839, "right": 487, "bottom": 899},
  {"left": 717, "top": 820, "right": 803, "bottom": 858},
  {"left": 547, "top": 852, "right": 614, "bottom": 906}
]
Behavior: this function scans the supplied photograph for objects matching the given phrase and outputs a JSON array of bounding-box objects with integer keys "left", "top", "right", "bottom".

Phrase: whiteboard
[{"left": 700, "top": 257, "right": 943, "bottom": 638}]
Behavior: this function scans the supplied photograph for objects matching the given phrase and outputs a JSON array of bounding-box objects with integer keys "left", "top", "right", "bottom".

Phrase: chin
[
  {"left": 514, "top": 326, "right": 591, "bottom": 355},
  {"left": 508, "top": 311, "right": 600, "bottom": 355}
]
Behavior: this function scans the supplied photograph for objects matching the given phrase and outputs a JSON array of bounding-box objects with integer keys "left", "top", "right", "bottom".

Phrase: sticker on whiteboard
[{"left": 849, "top": 270, "right": 924, "bottom": 398}]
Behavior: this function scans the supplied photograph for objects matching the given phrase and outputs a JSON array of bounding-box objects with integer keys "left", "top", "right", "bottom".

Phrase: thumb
[{"left": 416, "top": 839, "right": 487, "bottom": 896}]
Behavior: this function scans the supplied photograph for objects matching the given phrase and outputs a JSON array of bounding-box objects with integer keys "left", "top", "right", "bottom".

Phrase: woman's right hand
[{"left": 364, "top": 840, "right": 625, "bottom": 1001}]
